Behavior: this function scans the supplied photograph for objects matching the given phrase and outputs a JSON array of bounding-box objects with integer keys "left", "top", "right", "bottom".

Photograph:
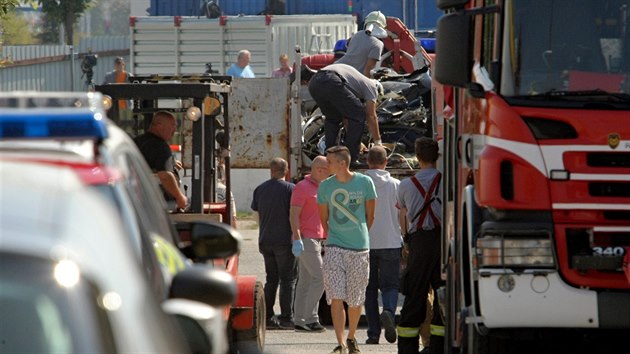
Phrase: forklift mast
[{"left": 96, "top": 76, "right": 233, "bottom": 221}]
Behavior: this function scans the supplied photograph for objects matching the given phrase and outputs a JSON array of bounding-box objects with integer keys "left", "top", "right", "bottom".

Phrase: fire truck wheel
[{"left": 232, "top": 281, "right": 265, "bottom": 353}]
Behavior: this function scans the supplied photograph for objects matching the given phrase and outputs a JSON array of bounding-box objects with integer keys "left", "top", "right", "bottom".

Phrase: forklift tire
[{"left": 232, "top": 281, "right": 265, "bottom": 353}]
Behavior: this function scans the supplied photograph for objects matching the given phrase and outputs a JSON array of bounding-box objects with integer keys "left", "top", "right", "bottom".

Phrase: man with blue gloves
[{"left": 290, "top": 155, "right": 330, "bottom": 332}]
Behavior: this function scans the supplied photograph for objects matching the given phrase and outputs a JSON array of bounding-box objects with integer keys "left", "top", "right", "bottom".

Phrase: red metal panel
[{"left": 231, "top": 275, "right": 257, "bottom": 330}]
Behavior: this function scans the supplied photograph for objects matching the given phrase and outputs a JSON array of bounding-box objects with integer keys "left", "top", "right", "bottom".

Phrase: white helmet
[{"left": 364, "top": 11, "right": 387, "bottom": 39}]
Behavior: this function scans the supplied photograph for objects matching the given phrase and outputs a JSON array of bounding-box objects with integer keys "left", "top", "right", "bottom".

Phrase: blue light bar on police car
[{"left": 0, "top": 111, "right": 108, "bottom": 139}]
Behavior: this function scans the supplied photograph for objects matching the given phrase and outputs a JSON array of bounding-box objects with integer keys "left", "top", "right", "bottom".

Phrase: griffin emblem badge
[{"left": 608, "top": 133, "right": 620, "bottom": 149}]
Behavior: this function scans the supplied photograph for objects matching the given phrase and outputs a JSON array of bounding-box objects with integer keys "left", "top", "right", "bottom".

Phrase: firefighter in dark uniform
[{"left": 397, "top": 137, "right": 445, "bottom": 353}]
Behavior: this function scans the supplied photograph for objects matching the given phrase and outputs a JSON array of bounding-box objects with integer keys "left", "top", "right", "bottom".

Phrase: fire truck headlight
[{"left": 476, "top": 236, "right": 555, "bottom": 268}]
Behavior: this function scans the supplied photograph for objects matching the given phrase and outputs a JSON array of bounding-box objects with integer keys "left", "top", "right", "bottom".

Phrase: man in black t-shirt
[
  {"left": 251, "top": 157, "right": 297, "bottom": 330},
  {"left": 134, "top": 111, "right": 187, "bottom": 210}
]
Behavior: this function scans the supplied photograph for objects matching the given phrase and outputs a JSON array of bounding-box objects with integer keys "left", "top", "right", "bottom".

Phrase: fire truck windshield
[{"left": 501, "top": 0, "right": 629, "bottom": 98}]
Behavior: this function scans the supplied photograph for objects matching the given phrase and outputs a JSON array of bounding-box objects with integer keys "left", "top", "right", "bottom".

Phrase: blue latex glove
[{"left": 292, "top": 239, "right": 304, "bottom": 257}]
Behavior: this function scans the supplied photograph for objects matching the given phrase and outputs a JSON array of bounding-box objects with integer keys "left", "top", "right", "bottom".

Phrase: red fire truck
[{"left": 432, "top": 0, "right": 630, "bottom": 352}]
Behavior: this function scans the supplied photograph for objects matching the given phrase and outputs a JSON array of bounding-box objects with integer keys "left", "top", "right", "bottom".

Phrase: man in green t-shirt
[{"left": 317, "top": 145, "right": 376, "bottom": 354}]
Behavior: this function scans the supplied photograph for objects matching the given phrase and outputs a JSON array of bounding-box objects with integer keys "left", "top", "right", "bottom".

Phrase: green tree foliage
[
  {"left": 38, "top": 0, "right": 93, "bottom": 45},
  {"left": 1, "top": 0, "right": 38, "bottom": 15},
  {"left": 2, "top": 11, "right": 40, "bottom": 44},
  {"left": 37, "top": 12, "right": 59, "bottom": 44},
  {"left": 1, "top": 1, "right": 39, "bottom": 67},
  {"left": 1, "top": 0, "right": 21, "bottom": 16}
]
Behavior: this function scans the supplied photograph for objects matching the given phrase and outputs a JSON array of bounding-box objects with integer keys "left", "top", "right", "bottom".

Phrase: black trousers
[
  {"left": 308, "top": 70, "right": 366, "bottom": 162},
  {"left": 398, "top": 229, "right": 444, "bottom": 354}
]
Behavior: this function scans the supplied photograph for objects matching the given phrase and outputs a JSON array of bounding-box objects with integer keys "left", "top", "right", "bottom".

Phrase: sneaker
[
  {"left": 346, "top": 338, "right": 361, "bottom": 353},
  {"left": 305, "top": 322, "right": 326, "bottom": 332},
  {"left": 380, "top": 310, "right": 397, "bottom": 343},
  {"left": 365, "top": 337, "right": 379, "bottom": 345},
  {"left": 266, "top": 318, "right": 280, "bottom": 330},
  {"left": 295, "top": 323, "right": 309, "bottom": 332},
  {"left": 278, "top": 320, "right": 295, "bottom": 330},
  {"left": 295, "top": 322, "right": 326, "bottom": 332},
  {"left": 330, "top": 344, "right": 348, "bottom": 354}
]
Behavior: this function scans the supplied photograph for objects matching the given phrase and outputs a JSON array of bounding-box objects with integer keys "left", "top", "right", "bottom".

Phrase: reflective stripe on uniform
[
  {"left": 397, "top": 325, "right": 421, "bottom": 338},
  {"left": 430, "top": 324, "right": 445, "bottom": 337}
]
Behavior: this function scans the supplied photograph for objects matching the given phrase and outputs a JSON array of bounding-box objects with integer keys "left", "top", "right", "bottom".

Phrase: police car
[
  {"left": 0, "top": 158, "right": 192, "bottom": 353},
  {"left": 0, "top": 92, "right": 238, "bottom": 354}
]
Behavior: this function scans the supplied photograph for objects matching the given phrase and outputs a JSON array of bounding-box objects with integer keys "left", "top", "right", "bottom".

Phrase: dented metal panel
[{"left": 229, "top": 78, "right": 291, "bottom": 168}]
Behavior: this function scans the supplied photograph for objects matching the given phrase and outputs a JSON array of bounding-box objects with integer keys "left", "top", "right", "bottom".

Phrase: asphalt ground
[{"left": 236, "top": 221, "right": 402, "bottom": 354}]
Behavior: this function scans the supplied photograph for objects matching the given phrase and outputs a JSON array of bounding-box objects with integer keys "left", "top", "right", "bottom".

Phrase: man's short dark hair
[
  {"left": 326, "top": 145, "right": 351, "bottom": 165},
  {"left": 114, "top": 57, "right": 124, "bottom": 64},
  {"left": 367, "top": 145, "right": 387, "bottom": 166},
  {"left": 415, "top": 137, "right": 439, "bottom": 163},
  {"left": 270, "top": 157, "right": 288, "bottom": 178}
]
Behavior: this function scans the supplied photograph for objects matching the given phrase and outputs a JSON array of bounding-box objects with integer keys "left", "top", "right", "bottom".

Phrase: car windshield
[
  {"left": 501, "top": 0, "right": 630, "bottom": 98},
  {"left": 0, "top": 252, "right": 117, "bottom": 353}
]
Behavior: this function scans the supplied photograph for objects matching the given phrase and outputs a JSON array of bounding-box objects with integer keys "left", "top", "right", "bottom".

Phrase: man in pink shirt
[{"left": 290, "top": 155, "right": 330, "bottom": 332}]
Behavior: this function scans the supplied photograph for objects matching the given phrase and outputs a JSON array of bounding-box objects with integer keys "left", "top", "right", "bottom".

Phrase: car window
[
  {"left": 123, "top": 151, "right": 178, "bottom": 244},
  {"left": 90, "top": 183, "right": 143, "bottom": 255},
  {"left": 88, "top": 181, "right": 169, "bottom": 299}
]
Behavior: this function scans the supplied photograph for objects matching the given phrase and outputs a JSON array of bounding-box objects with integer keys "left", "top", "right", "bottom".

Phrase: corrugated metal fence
[
  {"left": 130, "top": 15, "right": 356, "bottom": 77},
  {"left": 1, "top": 36, "right": 130, "bottom": 92}
]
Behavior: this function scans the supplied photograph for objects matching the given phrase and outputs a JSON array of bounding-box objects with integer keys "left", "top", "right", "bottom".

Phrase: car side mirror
[
  {"left": 169, "top": 266, "right": 236, "bottom": 307},
  {"left": 174, "top": 220, "right": 240, "bottom": 262},
  {"left": 162, "top": 299, "right": 224, "bottom": 354}
]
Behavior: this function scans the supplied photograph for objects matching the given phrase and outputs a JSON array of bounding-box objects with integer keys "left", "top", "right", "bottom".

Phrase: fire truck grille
[
  {"left": 603, "top": 211, "right": 630, "bottom": 221},
  {"left": 587, "top": 152, "right": 630, "bottom": 168},
  {"left": 588, "top": 182, "right": 630, "bottom": 197}
]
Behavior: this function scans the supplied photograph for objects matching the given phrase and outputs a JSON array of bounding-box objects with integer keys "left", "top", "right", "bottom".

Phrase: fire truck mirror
[{"left": 435, "top": 11, "right": 472, "bottom": 87}]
